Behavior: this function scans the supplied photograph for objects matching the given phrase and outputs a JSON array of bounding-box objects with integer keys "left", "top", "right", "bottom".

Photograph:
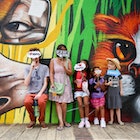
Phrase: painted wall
[{"left": 0, "top": 0, "right": 140, "bottom": 124}]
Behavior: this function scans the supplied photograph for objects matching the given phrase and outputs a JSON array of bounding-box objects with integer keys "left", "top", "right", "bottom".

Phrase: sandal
[
  {"left": 118, "top": 121, "right": 124, "bottom": 125},
  {"left": 26, "top": 121, "right": 36, "bottom": 129},
  {"left": 108, "top": 121, "right": 113, "bottom": 125},
  {"left": 57, "top": 126, "right": 64, "bottom": 131},
  {"left": 64, "top": 122, "right": 71, "bottom": 127},
  {"left": 40, "top": 122, "right": 48, "bottom": 130}
]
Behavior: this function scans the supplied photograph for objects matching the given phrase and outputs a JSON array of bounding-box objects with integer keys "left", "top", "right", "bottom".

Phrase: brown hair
[
  {"left": 56, "top": 44, "right": 67, "bottom": 50},
  {"left": 29, "top": 48, "right": 40, "bottom": 52}
]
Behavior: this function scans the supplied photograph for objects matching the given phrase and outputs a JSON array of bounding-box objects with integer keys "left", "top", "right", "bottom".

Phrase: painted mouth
[{"left": 0, "top": 96, "right": 11, "bottom": 110}]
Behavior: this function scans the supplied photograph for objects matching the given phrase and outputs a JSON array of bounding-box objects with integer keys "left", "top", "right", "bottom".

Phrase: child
[
  {"left": 104, "top": 58, "right": 124, "bottom": 125},
  {"left": 89, "top": 67, "right": 106, "bottom": 127},
  {"left": 73, "top": 60, "right": 90, "bottom": 128}
]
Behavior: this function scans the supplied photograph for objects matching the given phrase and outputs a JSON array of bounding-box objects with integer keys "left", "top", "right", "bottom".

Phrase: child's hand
[
  {"left": 74, "top": 80, "right": 78, "bottom": 84},
  {"left": 96, "top": 81, "right": 100, "bottom": 86},
  {"left": 95, "top": 82, "right": 100, "bottom": 88},
  {"left": 108, "top": 81, "right": 112, "bottom": 86},
  {"left": 105, "top": 81, "right": 112, "bottom": 86},
  {"left": 82, "top": 77, "right": 86, "bottom": 81}
]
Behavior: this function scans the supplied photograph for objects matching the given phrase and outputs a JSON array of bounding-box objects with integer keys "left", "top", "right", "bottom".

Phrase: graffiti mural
[
  {"left": 0, "top": 0, "right": 51, "bottom": 44},
  {"left": 92, "top": 12, "right": 140, "bottom": 122},
  {"left": 0, "top": 0, "right": 140, "bottom": 124}
]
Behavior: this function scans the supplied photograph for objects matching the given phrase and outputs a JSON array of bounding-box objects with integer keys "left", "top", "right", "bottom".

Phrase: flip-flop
[
  {"left": 64, "top": 122, "right": 71, "bottom": 127},
  {"left": 108, "top": 121, "right": 113, "bottom": 125},
  {"left": 57, "top": 126, "right": 64, "bottom": 131}
]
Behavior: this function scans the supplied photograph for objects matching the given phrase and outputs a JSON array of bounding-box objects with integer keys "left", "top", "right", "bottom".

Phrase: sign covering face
[
  {"left": 74, "top": 63, "right": 86, "bottom": 71},
  {"left": 94, "top": 69, "right": 102, "bottom": 75},
  {"left": 56, "top": 50, "right": 69, "bottom": 58},
  {"left": 27, "top": 51, "right": 41, "bottom": 58}
]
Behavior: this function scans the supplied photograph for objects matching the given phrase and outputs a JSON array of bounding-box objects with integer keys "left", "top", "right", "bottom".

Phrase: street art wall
[{"left": 0, "top": 0, "right": 140, "bottom": 124}]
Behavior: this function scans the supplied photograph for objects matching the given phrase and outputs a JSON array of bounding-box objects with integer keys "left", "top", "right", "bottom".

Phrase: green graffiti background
[
  {"left": 0, "top": 0, "right": 139, "bottom": 124},
  {"left": 49, "top": 0, "right": 139, "bottom": 123}
]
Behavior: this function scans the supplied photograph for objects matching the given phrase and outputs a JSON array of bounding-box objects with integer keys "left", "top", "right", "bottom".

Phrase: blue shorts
[{"left": 74, "top": 91, "right": 89, "bottom": 99}]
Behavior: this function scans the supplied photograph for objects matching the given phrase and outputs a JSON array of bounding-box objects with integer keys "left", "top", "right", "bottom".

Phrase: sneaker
[
  {"left": 94, "top": 118, "right": 99, "bottom": 125},
  {"left": 100, "top": 119, "right": 106, "bottom": 128},
  {"left": 85, "top": 120, "right": 91, "bottom": 128},
  {"left": 78, "top": 121, "right": 85, "bottom": 128},
  {"left": 40, "top": 122, "right": 48, "bottom": 130},
  {"left": 26, "top": 121, "right": 36, "bottom": 129}
]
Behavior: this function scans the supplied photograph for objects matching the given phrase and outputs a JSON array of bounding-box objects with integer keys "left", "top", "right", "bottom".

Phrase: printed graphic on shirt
[{"left": 108, "top": 77, "right": 119, "bottom": 87}]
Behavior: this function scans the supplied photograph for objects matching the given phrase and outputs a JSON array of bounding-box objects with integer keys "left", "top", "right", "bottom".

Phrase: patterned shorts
[{"left": 90, "top": 97, "right": 105, "bottom": 108}]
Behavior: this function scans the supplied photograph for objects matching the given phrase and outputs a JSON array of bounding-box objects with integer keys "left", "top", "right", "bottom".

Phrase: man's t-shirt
[{"left": 24, "top": 64, "right": 49, "bottom": 93}]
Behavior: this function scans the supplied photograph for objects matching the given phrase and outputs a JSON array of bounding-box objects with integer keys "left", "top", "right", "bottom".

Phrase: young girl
[
  {"left": 73, "top": 60, "right": 90, "bottom": 128},
  {"left": 89, "top": 67, "right": 106, "bottom": 127},
  {"left": 104, "top": 58, "right": 124, "bottom": 125}
]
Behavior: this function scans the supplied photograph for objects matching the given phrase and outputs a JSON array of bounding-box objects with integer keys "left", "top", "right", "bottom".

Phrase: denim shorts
[{"left": 74, "top": 91, "right": 89, "bottom": 99}]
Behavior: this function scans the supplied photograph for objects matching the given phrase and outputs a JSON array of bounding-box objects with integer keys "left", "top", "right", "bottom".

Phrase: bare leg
[
  {"left": 61, "top": 102, "right": 70, "bottom": 126},
  {"left": 61, "top": 103, "right": 67, "bottom": 122},
  {"left": 83, "top": 96, "right": 90, "bottom": 128},
  {"left": 94, "top": 108, "right": 99, "bottom": 118},
  {"left": 94, "top": 108, "right": 100, "bottom": 125},
  {"left": 77, "top": 97, "right": 84, "bottom": 118},
  {"left": 56, "top": 102, "right": 64, "bottom": 127},
  {"left": 109, "top": 109, "right": 114, "bottom": 124},
  {"left": 116, "top": 108, "right": 124, "bottom": 125},
  {"left": 100, "top": 106, "right": 106, "bottom": 127},
  {"left": 100, "top": 106, "right": 105, "bottom": 118},
  {"left": 83, "top": 96, "right": 89, "bottom": 118}
]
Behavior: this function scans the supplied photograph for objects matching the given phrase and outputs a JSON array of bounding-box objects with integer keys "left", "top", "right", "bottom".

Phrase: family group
[{"left": 24, "top": 44, "right": 124, "bottom": 131}]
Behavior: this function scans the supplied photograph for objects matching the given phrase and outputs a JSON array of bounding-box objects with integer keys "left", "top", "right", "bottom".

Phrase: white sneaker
[
  {"left": 85, "top": 120, "right": 90, "bottom": 128},
  {"left": 100, "top": 119, "right": 106, "bottom": 128},
  {"left": 94, "top": 118, "right": 99, "bottom": 125},
  {"left": 78, "top": 121, "right": 85, "bottom": 128}
]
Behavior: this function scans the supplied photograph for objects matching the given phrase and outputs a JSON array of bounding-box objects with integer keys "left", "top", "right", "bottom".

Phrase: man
[{"left": 24, "top": 48, "right": 49, "bottom": 130}]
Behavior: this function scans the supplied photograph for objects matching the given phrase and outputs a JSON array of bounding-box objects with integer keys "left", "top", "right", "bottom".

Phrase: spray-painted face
[
  {"left": 0, "top": 0, "right": 51, "bottom": 44},
  {"left": 0, "top": 0, "right": 51, "bottom": 116}
]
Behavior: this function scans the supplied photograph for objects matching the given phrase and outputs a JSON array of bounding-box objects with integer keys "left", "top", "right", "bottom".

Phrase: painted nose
[{"left": 130, "top": 63, "right": 140, "bottom": 78}]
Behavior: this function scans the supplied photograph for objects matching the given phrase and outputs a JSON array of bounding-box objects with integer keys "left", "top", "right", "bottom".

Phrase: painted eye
[
  {"left": 5, "top": 22, "right": 32, "bottom": 32},
  {"left": 112, "top": 39, "right": 136, "bottom": 62}
]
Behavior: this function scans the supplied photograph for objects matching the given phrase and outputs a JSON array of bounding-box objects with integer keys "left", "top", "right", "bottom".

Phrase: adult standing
[
  {"left": 24, "top": 48, "right": 49, "bottom": 130},
  {"left": 49, "top": 44, "right": 73, "bottom": 131}
]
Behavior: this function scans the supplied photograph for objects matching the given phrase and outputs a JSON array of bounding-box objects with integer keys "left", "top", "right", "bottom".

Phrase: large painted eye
[
  {"left": 5, "top": 21, "right": 32, "bottom": 32},
  {"left": 112, "top": 39, "right": 136, "bottom": 62}
]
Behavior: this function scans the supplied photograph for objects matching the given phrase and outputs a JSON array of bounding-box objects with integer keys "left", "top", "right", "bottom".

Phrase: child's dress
[{"left": 104, "top": 69, "right": 122, "bottom": 109}]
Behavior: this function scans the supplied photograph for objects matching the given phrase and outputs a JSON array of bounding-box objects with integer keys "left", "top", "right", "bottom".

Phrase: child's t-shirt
[
  {"left": 104, "top": 69, "right": 122, "bottom": 88},
  {"left": 74, "top": 71, "right": 87, "bottom": 91},
  {"left": 89, "top": 77, "right": 104, "bottom": 98}
]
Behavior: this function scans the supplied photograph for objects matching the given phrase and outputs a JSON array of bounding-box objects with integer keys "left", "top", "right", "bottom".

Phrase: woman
[{"left": 49, "top": 44, "right": 73, "bottom": 131}]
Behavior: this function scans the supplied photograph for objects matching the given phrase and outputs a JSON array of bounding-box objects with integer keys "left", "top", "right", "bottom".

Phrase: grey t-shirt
[{"left": 24, "top": 64, "right": 49, "bottom": 93}]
